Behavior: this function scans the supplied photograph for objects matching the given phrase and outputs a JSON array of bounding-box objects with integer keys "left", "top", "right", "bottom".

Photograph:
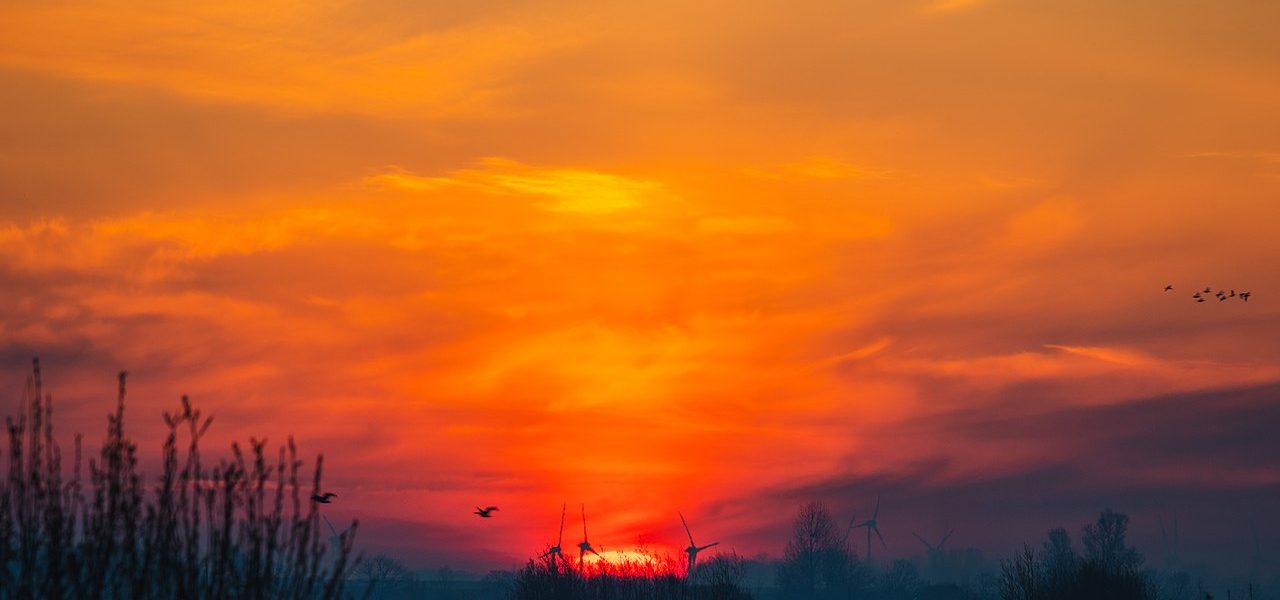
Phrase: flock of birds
[{"left": 1164, "top": 284, "right": 1252, "bottom": 303}]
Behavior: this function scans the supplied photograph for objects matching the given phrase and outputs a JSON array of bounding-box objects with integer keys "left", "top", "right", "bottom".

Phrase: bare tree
[
  {"left": 1041, "top": 527, "right": 1077, "bottom": 589},
  {"left": 777, "top": 501, "right": 857, "bottom": 599},
  {"left": 1082, "top": 510, "right": 1142, "bottom": 574},
  {"left": 352, "top": 554, "right": 415, "bottom": 591},
  {"left": 999, "top": 545, "right": 1042, "bottom": 600}
]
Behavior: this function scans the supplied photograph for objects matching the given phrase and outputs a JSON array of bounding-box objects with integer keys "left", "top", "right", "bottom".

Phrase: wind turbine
[
  {"left": 912, "top": 528, "right": 953, "bottom": 554},
  {"left": 679, "top": 512, "right": 720, "bottom": 575},
  {"left": 577, "top": 504, "right": 603, "bottom": 569},
  {"left": 538, "top": 503, "right": 568, "bottom": 571},
  {"left": 855, "top": 496, "right": 886, "bottom": 562}
]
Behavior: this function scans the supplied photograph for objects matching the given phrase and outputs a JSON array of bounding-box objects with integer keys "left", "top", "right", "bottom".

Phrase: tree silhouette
[
  {"left": 776, "top": 501, "right": 860, "bottom": 599},
  {"left": 352, "top": 554, "right": 415, "bottom": 593},
  {"left": 1000, "top": 510, "right": 1154, "bottom": 600},
  {"left": 1082, "top": 509, "right": 1142, "bottom": 575},
  {"left": 1042, "top": 527, "right": 1077, "bottom": 591}
]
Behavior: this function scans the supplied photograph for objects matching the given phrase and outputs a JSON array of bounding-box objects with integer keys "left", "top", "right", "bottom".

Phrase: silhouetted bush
[{"left": 0, "top": 358, "right": 361, "bottom": 599}]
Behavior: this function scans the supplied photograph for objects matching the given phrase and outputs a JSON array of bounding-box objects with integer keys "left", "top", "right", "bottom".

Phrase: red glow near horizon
[{"left": 2, "top": 0, "right": 1280, "bottom": 573}]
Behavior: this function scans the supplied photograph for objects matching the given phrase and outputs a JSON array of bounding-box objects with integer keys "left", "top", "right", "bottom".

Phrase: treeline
[
  {"left": 999, "top": 510, "right": 1154, "bottom": 600},
  {"left": 503, "top": 495, "right": 1197, "bottom": 600},
  {"left": 0, "top": 359, "right": 361, "bottom": 599},
  {"left": 771, "top": 500, "right": 980, "bottom": 600}
]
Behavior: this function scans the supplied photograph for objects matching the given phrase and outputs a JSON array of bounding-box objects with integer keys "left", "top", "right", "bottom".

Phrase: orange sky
[{"left": 3, "top": 0, "right": 1280, "bottom": 571}]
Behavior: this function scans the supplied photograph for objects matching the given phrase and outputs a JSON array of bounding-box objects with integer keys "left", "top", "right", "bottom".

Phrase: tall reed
[{"left": 0, "top": 358, "right": 362, "bottom": 599}]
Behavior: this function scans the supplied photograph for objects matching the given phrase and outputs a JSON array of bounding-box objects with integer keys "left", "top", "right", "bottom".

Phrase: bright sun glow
[{"left": 581, "top": 549, "right": 680, "bottom": 575}]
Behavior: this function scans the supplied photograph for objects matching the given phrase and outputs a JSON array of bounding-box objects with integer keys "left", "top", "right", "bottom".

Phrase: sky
[{"left": 2, "top": 0, "right": 1280, "bottom": 574}]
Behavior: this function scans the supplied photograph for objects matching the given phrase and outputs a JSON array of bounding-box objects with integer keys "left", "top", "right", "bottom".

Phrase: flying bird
[
  {"left": 474, "top": 506, "right": 499, "bottom": 518},
  {"left": 1164, "top": 285, "right": 1174, "bottom": 292},
  {"left": 1197, "top": 298, "right": 1206, "bottom": 303},
  {"left": 1204, "top": 287, "right": 1212, "bottom": 293},
  {"left": 1241, "top": 292, "right": 1251, "bottom": 301},
  {"left": 311, "top": 492, "right": 337, "bottom": 504}
]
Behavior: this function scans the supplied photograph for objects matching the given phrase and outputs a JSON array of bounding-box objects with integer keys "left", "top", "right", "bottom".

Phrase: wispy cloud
[
  {"left": 743, "top": 156, "right": 889, "bottom": 181},
  {"left": 0, "top": 2, "right": 589, "bottom": 117},
  {"left": 1189, "top": 151, "right": 1280, "bottom": 166},
  {"left": 918, "top": 0, "right": 997, "bottom": 16},
  {"left": 368, "top": 158, "right": 667, "bottom": 214}
]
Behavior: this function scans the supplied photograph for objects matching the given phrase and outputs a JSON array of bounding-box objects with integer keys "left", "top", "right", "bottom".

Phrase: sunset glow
[{"left": 2, "top": 0, "right": 1280, "bottom": 577}]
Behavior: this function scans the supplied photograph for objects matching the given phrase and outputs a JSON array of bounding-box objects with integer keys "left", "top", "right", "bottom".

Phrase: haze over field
[{"left": 2, "top": 0, "right": 1279, "bottom": 573}]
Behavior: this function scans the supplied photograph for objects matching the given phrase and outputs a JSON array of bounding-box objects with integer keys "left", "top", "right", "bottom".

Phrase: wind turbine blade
[
  {"left": 559, "top": 503, "right": 567, "bottom": 546},
  {"left": 680, "top": 512, "right": 696, "bottom": 546},
  {"left": 873, "top": 495, "right": 881, "bottom": 520},
  {"left": 581, "top": 504, "right": 588, "bottom": 540},
  {"left": 875, "top": 526, "right": 887, "bottom": 548},
  {"left": 912, "top": 532, "right": 930, "bottom": 549},
  {"left": 699, "top": 542, "right": 720, "bottom": 551},
  {"left": 940, "top": 530, "right": 953, "bottom": 547}
]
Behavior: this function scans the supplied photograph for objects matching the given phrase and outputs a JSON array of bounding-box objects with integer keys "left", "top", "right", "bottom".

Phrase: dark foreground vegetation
[
  {"left": 999, "top": 510, "right": 1154, "bottom": 600},
  {"left": 0, "top": 359, "right": 361, "bottom": 599}
]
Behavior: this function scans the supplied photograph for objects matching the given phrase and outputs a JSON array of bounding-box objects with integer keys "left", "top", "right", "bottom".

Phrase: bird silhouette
[
  {"left": 311, "top": 492, "right": 337, "bottom": 504},
  {"left": 1197, "top": 298, "right": 1206, "bottom": 303},
  {"left": 1193, "top": 292, "right": 1202, "bottom": 299},
  {"left": 1204, "top": 287, "right": 1212, "bottom": 293},
  {"left": 1241, "top": 292, "right": 1251, "bottom": 301},
  {"left": 1164, "top": 285, "right": 1174, "bottom": 292},
  {"left": 1219, "top": 296, "right": 1227, "bottom": 302},
  {"left": 474, "top": 506, "right": 499, "bottom": 518}
]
